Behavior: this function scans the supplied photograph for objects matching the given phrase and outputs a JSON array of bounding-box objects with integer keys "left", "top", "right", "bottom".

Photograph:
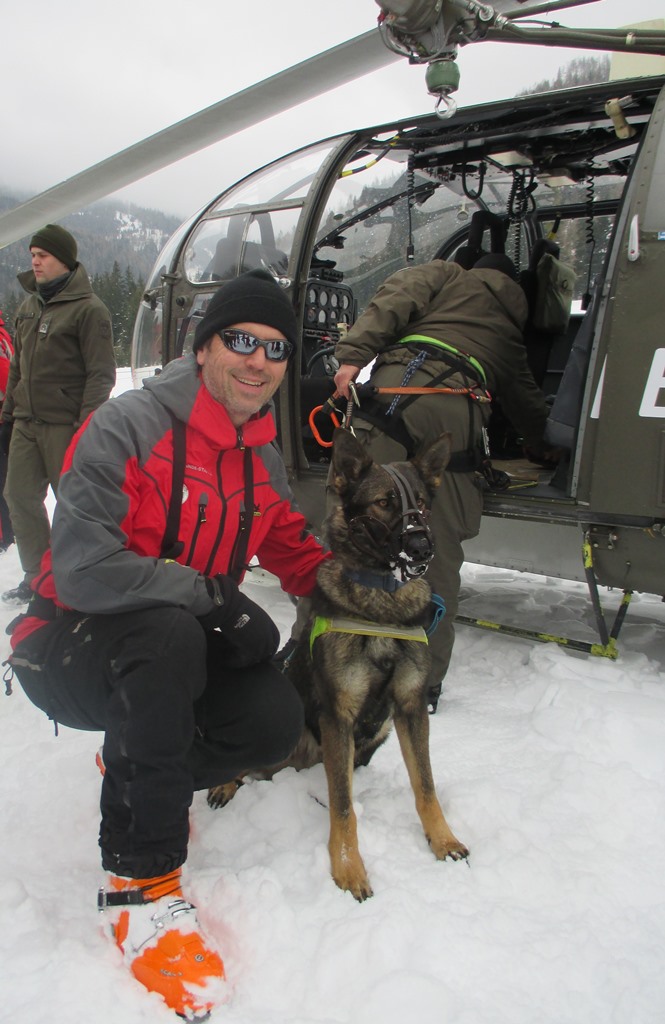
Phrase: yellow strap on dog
[{"left": 310, "top": 615, "right": 428, "bottom": 654}]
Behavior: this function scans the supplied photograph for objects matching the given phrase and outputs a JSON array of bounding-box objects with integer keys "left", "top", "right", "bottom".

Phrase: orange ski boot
[{"left": 98, "top": 867, "right": 226, "bottom": 1020}]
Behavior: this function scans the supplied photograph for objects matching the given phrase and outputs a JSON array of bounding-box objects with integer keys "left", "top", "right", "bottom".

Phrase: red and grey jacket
[
  {"left": 11, "top": 353, "right": 328, "bottom": 649},
  {"left": 0, "top": 313, "right": 13, "bottom": 400}
]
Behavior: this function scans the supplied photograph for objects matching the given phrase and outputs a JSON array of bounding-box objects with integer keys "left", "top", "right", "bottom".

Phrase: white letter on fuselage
[{"left": 639, "top": 349, "right": 665, "bottom": 418}]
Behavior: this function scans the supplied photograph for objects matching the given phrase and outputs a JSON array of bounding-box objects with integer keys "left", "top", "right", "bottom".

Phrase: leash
[{"left": 367, "top": 384, "right": 491, "bottom": 402}]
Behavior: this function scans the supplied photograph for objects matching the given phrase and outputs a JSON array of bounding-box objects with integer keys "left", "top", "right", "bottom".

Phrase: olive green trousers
[{"left": 4, "top": 419, "right": 76, "bottom": 582}]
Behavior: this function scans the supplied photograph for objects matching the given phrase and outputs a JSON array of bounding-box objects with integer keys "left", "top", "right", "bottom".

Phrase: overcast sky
[{"left": 3, "top": 0, "right": 664, "bottom": 223}]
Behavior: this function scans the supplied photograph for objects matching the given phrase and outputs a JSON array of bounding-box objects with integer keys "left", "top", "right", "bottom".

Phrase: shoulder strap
[
  {"left": 228, "top": 446, "right": 254, "bottom": 582},
  {"left": 160, "top": 413, "right": 186, "bottom": 560},
  {"left": 397, "top": 334, "right": 487, "bottom": 385}
]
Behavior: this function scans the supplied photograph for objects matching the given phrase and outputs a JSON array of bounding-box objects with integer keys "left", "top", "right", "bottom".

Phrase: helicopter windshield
[
  {"left": 210, "top": 140, "right": 339, "bottom": 208},
  {"left": 313, "top": 138, "right": 629, "bottom": 315}
]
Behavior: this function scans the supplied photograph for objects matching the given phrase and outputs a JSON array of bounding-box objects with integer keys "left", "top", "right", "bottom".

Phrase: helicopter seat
[
  {"left": 201, "top": 238, "right": 289, "bottom": 282},
  {"left": 520, "top": 238, "right": 561, "bottom": 387},
  {"left": 545, "top": 289, "right": 597, "bottom": 452},
  {"left": 453, "top": 209, "right": 508, "bottom": 270}
]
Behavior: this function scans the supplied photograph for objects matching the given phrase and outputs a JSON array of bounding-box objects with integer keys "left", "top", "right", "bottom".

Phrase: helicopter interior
[{"left": 290, "top": 77, "right": 661, "bottom": 491}]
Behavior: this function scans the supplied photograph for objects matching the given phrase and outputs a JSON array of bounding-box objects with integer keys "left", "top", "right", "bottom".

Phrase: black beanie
[
  {"left": 194, "top": 269, "right": 297, "bottom": 352},
  {"left": 30, "top": 224, "right": 78, "bottom": 271},
  {"left": 473, "top": 253, "right": 518, "bottom": 281}
]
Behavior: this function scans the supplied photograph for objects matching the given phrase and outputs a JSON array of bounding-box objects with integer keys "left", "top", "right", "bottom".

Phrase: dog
[{"left": 208, "top": 428, "right": 468, "bottom": 900}]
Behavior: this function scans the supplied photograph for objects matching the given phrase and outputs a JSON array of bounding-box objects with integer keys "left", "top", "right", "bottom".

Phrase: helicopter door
[{"left": 575, "top": 81, "right": 665, "bottom": 522}]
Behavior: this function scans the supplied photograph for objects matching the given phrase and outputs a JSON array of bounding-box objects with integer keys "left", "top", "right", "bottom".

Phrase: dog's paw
[
  {"left": 334, "top": 870, "right": 374, "bottom": 902},
  {"left": 331, "top": 847, "right": 374, "bottom": 901},
  {"left": 431, "top": 835, "right": 469, "bottom": 862},
  {"left": 207, "top": 778, "right": 243, "bottom": 809}
]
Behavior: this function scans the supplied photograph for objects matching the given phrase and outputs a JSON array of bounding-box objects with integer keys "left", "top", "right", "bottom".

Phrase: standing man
[
  {"left": 333, "top": 254, "right": 554, "bottom": 712},
  {"left": 8, "top": 269, "right": 328, "bottom": 1020},
  {"left": 2, "top": 224, "right": 115, "bottom": 603}
]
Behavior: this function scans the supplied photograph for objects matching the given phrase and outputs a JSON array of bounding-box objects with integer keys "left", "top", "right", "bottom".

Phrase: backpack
[{"left": 531, "top": 251, "right": 576, "bottom": 335}]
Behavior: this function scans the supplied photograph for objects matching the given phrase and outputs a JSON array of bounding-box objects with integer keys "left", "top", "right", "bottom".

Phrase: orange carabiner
[{"left": 308, "top": 403, "right": 341, "bottom": 448}]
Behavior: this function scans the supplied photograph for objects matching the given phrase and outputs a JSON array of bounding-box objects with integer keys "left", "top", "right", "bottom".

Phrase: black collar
[{"left": 344, "top": 567, "right": 404, "bottom": 592}]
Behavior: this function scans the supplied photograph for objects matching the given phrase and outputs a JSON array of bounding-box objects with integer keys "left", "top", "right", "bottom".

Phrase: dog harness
[
  {"left": 308, "top": 569, "right": 446, "bottom": 652},
  {"left": 309, "top": 615, "right": 428, "bottom": 654}
]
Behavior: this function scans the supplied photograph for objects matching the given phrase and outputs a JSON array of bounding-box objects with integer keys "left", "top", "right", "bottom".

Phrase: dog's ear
[
  {"left": 331, "top": 428, "right": 373, "bottom": 494},
  {"left": 412, "top": 432, "right": 452, "bottom": 496}
]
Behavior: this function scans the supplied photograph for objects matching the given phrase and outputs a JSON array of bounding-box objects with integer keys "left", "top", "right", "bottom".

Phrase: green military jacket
[
  {"left": 6, "top": 263, "right": 115, "bottom": 427},
  {"left": 335, "top": 259, "right": 549, "bottom": 447}
]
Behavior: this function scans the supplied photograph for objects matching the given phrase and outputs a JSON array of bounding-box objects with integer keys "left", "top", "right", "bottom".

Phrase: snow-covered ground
[{"left": 1, "top": 370, "right": 665, "bottom": 1023}]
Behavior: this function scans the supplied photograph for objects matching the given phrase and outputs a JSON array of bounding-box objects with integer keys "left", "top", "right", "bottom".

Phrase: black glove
[
  {"left": 0, "top": 420, "right": 13, "bottom": 455},
  {"left": 198, "top": 574, "right": 280, "bottom": 666}
]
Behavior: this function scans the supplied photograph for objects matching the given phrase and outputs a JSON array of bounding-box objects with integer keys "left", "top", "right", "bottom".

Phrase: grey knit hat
[
  {"left": 30, "top": 224, "right": 78, "bottom": 270},
  {"left": 194, "top": 269, "right": 297, "bottom": 352}
]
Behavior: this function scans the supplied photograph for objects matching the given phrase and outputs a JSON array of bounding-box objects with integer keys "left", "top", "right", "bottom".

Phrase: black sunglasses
[{"left": 218, "top": 329, "right": 293, "bottom": 362}]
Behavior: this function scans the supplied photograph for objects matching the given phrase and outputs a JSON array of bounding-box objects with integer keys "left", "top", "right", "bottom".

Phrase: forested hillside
[
  {"left": 0, "top": 196, "right": 181, "bottom": 364},
  {"left": 518, "top": 54, "right": 610, "bottom": 95}
]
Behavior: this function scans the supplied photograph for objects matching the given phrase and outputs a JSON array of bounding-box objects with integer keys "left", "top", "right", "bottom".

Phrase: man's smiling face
[{"left": 196, "top": 321, "right": 288, "bottom": 427}]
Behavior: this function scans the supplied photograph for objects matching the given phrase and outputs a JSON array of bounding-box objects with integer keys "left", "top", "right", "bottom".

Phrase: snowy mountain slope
[{"left": 1, "top": 371, "right": 664, "bottom": 1023}]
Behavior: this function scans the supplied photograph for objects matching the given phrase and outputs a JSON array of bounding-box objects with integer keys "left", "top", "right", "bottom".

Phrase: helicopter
[{"left": 2, "top": 0, "right": 665, "bottom": 656}]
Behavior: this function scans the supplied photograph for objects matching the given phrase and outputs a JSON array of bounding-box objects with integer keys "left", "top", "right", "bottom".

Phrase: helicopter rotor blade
[
  {"left": 499, "top": 0, "right": 601, "bottom": 17},
  {"left": 0, "top": 30, "right": 398, "bottom": 250},
  {"left": 481, "top": 21, "right": 665, "bottom": 53}
]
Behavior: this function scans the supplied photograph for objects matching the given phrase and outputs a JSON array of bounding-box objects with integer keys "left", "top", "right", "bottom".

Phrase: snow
[{"left": 2, "top": 370, "right": 665, "bottom": 1023}]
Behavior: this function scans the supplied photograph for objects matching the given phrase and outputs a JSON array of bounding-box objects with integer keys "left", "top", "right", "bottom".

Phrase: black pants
[{"left": 11, "top": 607, "right": 304, "bottom": 878}]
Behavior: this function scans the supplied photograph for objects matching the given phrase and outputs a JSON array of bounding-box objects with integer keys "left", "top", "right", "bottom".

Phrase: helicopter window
[
  {"left": 553, "top": 213, "right": 615, "bottom": 305},
  {"left": 315, "top": 164, "right": 510, "bottom": 312},
  {"left": 210, "top": 141, "right": 338, "bottom": 209},
  {"left": 145, "top": 217, "right": 194, "bottom": 291},
  {"left": 131, "top": 301, "right": 163, "bottom": 388},
  {"left": 174, "top": 292, "right": 217, "bottom": 359},
  {"left": 183, "top": 208, "right": 297, "bottom": 284}
]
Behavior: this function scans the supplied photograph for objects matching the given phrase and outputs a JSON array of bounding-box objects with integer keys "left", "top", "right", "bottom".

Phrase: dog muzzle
[
  {"left": 348, "top": 465, "right": 434, "bottom": 581},
  {"left": 385, "top": 464, "right": 434, "bottom": 579}
]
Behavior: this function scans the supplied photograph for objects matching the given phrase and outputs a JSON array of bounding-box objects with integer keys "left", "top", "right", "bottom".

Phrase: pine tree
[
  {"left": 519, "top": 55, "right": 610, "bottom": 96},
  {"left": 91, "top": 263, "right": 146, "bottom": 366}
]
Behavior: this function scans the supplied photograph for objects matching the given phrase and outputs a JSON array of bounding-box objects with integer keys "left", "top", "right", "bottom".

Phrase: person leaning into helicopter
[
  {"left": 333, "top": 253, "right": 556, "bottom": 713},
  {"left": 6, "top": 269, "right": 329, "bottom": 1020}
]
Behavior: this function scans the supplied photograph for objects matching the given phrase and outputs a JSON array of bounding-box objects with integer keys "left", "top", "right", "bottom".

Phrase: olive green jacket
[
  {"left": 335, "top": 260, "right": 549, "bottom": 446},
  {"left": 5, "top": 264, "right": 115, "bottom": 427}
]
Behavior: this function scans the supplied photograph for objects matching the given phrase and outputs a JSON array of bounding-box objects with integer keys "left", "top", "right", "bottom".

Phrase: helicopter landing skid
[{"left": 456, "top": 532, "right": 633, "bottom": 659}]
